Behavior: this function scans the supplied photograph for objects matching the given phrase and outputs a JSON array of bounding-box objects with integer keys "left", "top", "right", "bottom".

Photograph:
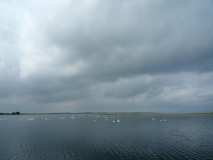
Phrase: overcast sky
[{"left": 0, "top": 0, "right": 213, "bottom": 113}]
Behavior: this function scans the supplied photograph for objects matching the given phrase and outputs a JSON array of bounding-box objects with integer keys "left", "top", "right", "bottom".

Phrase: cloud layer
[{"left": 1, "top": 0, "right": 213, "bottom": 113}]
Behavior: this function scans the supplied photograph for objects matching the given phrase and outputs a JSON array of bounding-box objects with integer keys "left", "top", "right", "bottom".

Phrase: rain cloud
[{"left": 0, "top": 0, "right": 213, "bottom": 113}]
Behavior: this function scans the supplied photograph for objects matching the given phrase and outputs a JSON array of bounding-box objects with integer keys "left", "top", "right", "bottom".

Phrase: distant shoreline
[
  {"left": 0, "top": 112, "right": 20, "bottom": 115},
  {"left": 1, "top": 112, "right": 212, "bottom": 116}
]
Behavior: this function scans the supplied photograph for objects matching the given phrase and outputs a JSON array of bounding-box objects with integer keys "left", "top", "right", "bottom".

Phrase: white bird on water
[
  {"left": 152, "top": 118, "right": 155, "bottom": 120},
  {"left": 94, "top": 120, "right": 96, "bottom": 122}
]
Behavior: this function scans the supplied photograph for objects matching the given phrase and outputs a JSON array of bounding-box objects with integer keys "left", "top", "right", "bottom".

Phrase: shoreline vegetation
[
  {"left": 0, "top": 112, "right": 20, "bottom": 115},
  {"left": 1, "top": 112, "right": 212, "bottom": 116}
]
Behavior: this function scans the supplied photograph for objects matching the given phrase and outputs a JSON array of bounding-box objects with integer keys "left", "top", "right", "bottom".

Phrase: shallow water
[{"left": 0, "top": 114, "right": 212, "bottom": 160}]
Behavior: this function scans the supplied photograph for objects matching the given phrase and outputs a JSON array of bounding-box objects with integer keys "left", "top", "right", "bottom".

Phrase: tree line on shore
[{"left": 0, "top": 112, "right": 20, "bottom": 115}]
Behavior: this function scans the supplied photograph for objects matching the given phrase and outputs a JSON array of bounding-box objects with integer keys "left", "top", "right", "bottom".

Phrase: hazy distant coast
[
  {"left": 2, "top": 112, "right": 212, "bottom": 116},
  {"left": 0, "top": 112, "right": 20, "bottom": 115}
]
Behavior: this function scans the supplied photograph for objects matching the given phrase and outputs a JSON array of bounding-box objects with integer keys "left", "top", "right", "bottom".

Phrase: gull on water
[{"left": 28, "top": 118, "right": 34, "bottom": 121}]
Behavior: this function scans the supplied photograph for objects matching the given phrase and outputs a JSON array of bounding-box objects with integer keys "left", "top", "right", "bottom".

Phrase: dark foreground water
[{"left": 0, "top": 114, "right": 213, "bottom": 160}]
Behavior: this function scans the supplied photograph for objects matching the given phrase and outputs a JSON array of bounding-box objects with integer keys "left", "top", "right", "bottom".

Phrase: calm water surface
[{"left": 0, "top": 114, "right": 212, "bottom": 160}]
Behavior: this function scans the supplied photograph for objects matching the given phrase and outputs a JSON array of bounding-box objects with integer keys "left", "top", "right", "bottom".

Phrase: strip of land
[{"left": 1, "top": 112, "right": 212, "bottom": 116}]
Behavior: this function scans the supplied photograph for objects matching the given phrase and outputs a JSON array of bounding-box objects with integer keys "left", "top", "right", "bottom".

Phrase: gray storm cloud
[{"left": 0, "top": 0, "right": 213, "bottom": 113}]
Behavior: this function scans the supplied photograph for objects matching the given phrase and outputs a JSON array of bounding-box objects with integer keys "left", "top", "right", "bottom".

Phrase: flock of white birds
[
  {"left": 0, "top": 116, "right": 206, "bottom": 124},
  {"left": 0, "top": 115, "right": 170, "bottom": 123},
  {"left": 0, "top": 115, "right": 122, "bottom": 123},
  {"left": 152, "top": 117, "right": 166, "bottom": 121}
]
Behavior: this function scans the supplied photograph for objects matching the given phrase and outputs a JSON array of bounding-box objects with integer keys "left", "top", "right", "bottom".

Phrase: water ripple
[{"left": 0, "top": 115, "right": 213, "bottom": 159}]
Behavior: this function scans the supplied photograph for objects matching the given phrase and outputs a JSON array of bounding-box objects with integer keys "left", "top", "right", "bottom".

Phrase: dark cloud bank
[{"left": 0, "top": 0, "right": 213, "bottom": 113}]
